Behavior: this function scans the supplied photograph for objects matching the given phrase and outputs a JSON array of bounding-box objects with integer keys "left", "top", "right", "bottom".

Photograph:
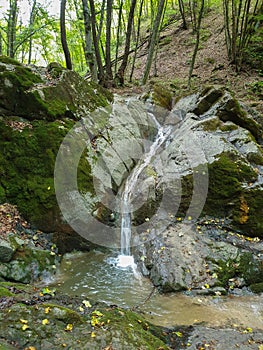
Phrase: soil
[{"left": 112, "top": 8, "right": 263, "bottom": 114}]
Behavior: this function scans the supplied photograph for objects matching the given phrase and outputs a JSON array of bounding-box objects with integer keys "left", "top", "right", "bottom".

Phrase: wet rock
[{"left": 135, "top": 222, "right": 263, "bottom": 292}]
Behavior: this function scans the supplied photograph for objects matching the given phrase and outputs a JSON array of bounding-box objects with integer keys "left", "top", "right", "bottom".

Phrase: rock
[
  {"left": 0, "top": 56, "right": 112, "bottom": 121},
  {"left": 0, "top": 239, "right": 15, "bottom": 262},
  {"left": 0, "top": 56, "right": 112, "bottom": 234},
  {"left": 135, "top": 222, "right": 263, "bottom": 292},
  {"left": 0, "top": 242, "right": 59, "bottom": 283},
  {"left": 0, "top": 282, "right": 170, "bottom": 350}
]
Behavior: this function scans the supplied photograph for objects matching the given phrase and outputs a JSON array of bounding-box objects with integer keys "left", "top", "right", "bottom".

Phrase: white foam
[{"left": 117, "top": 255, "right": 135, "bottom": 268}]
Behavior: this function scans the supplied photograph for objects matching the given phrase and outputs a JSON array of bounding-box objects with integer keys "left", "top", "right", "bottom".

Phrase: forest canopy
[{"left": 0, "top": 0, "right": 262, "bottom": 87}]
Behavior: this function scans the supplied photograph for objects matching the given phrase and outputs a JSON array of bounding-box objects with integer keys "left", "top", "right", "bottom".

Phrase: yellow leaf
[
  {"left": 20, "top": 319, "right": 28, "bottom": 324},
  {"left": 258, "top": 345, "right": 263, "bottom": 350},
  {"left": 45, "top": 307, "right": 51, "bottom": 314},
  {"left": 204, "top": 283, "right": 210, "bottom": 289},
  {"left": 82, "top": 300, "right": 92, "bottom": 308},
  {"left": 246, "top": 327, "right": 253, "bottom": 333},
  {"left": 65, "top": 323, "right": 73, "bottom": 332},
  {"left": 91, "top": 331, "right": 96, "bottom": 338},
  {"left": 22, "top": 324, "right": 30, "bottom": 331},
  {"left": 79, "top": 306, "right": 84, "bottom": 312},
  {"left": 24, "top": 347, "right": 37, "bottom": 350},
  {"left": 42, "top": 318, "right": 49, "bottom": 325},
  {"left": 47, "top": 186, "right": 51, "bottom": 190},
  {"left": 174, "top": 331, "right": 183, "bottom": 337}
]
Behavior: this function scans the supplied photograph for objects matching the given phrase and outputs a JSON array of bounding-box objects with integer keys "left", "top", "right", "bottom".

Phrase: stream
[{"left": 48, "top": 249, "right": 263, "bottom": 330}]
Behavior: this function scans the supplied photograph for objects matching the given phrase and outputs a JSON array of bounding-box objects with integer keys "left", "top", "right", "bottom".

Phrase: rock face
[
  {"left": 0, "top": 56, "right": 112, "bottom": 234},
  {"left": 131, "top": 86, "right": 263, "bottom": 292}
]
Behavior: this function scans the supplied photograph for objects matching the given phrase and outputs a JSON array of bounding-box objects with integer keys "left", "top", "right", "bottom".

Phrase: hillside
[{"left": 116, "top": 9, "right": 263, "bottom": 114}]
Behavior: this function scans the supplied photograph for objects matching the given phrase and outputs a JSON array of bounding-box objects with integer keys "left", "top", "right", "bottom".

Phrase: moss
[
  {"left": 201, "top": 117, "right": 222, "bottom": 131},
  {"left": 213, "top": 252, "right": 262, "bottom": 288},
  {"left": 204, "top": 153, "right": 257, "bottom": 217},
  {"left": 153, "top": 84, "right": 173, "bottom": 110},
  {"left": 0, "top": 286, "right": 14, "bottom": 297},
  {"left": 0, "top": 119, "right": 94, "bottom": 230},
  {"left": 250, "top": 282, "right": 263, "bottom": 293},
  {"left": 0, "top": 55, "right": 23, "bottom": 66},
  {"left": 39, "top": 303, "right": 84, "bottom": 324}
]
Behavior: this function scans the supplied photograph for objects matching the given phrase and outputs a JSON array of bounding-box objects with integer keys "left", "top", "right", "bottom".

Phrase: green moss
[
  {"left": 0, "top": 119, "right": 94, "bottom": 230},
  {"left": 40, "top": 303, "right": 84, "bottom": 324},
  {"left": 0, "top": 286, "right": 14, "bottom": 297},
  {"left": 193, "top": 86, "right": 224, "bottom": 115},
  {"left": 204, "top": 153, "right": 257, "bottom": 216},
  {"left": 0, "top": 56, "right": 23, "bottom": 66},
  {"left": 153, "top": 84, "right": 173, "bottom": 110},
  {"left": 213, "top": 252, "right": 262, "bottom": 288},
  {"left": 201, "top": 117, "right": 221, "bottom": 131},
  {"left": 250, "top": 282, "right": 263, "bottom": 293}
]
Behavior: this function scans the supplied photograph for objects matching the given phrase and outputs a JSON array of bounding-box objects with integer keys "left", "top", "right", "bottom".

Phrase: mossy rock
[
  {"left": 250, "top": 282, "right": 263, "bottom": 293},
  {"left": 203, "top": 152, "right": 257, "bottom": 216},
  {"left": 0, "top": 56, "right": 112, "bottom": 121},
  {"left": 0, "top": 119, "right": 94, "bottom": 232},
  {"left": 0, "top": 282, "right": 170, "bottom": 350},
  {"left": 152, "top": 84, "right": 173, "bottom": 110}
]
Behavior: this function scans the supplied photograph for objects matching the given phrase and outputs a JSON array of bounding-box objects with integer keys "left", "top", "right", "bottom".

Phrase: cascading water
[{"left": 118, "top": 117, "right": 174, "bottom": 268}]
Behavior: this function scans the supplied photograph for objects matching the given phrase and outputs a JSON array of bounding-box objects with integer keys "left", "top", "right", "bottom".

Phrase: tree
[
  {"left": 115, "top": 0, "right": 137, "bottom": 85},
  {"left": 82, "top": 0, "right": 97, "bottom": 81},
  {"left": 28, "top": 0, "right": 37, "bottom": 64},
  {"left": 89, "top": 0, "right": 105, "bottom": 84},
  {"left": 7, "top": 0, "right": 18, "bottom": 58},
  {"left": 223, "top": 0, "right": 262, "bottom": 71},
  {"left": 105, "top": 0, "right": 113, "bottom": 83},
  {"left": 60, "top": 0, "right": 72, "bottom": 70},
  {"left": 188, "top": 0, "right": 205, "bottom": 87},
  {"left": 141, "top": 0, "right": 166, "bottom": 85}
]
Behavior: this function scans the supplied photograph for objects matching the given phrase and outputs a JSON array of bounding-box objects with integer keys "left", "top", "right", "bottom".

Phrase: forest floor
[{"left": 113, "top": 7, "right": 263, "bottom": 114}]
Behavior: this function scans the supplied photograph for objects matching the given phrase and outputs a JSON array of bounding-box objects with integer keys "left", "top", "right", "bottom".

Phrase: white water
[{"left": 118, "top": 122, "right": 173, "bottom": 266}]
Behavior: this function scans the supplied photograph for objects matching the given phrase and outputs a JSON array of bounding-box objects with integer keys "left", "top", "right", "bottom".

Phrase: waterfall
[{"left": 118, "top": 120, "right": 173, "bottom": 267}]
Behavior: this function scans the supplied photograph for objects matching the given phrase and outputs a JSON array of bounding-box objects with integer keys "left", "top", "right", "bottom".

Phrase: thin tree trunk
[
  {"left": 82, "top": 0, "right": 97, "bottom": 81},
  {"left": 141, "top": 0, "right": 166, "bottom": 85},
  {"left": 105, "top": 0, "right": 113, "bottom": 83},
  {"left": 129, "top": 0, "right": 144, "bottom": 82},
  {"left": 114, "top": 0, "right": 124, "bottom": 75},
  {"left": 188, "top": 0, "right": 205, "bottom": 87},
  {"left": 60, "top": 0, "right": 72, "bottom": 70},
  {"left": 178, "top": 0, "right": 187, "bottom": 29},
  {"left": 89, "top": 0, "right": 105, "bottom": 84},
  {"left": 7, "top": 0, "right": 18, "bottom": 58},
  {"left": 28, "top": 0, "right": 37, "bottom": 64},
  {"left": 115, "top": 0, "right": 137, "bottom": 85}
]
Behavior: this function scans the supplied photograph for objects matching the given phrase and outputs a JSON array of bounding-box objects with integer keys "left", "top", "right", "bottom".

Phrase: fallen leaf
[
  {"left": 20, "top": 319, "right": 28, "bottom": 324},
  {"left": 65, "top": 323, "right": 73, "bottom": 332},
  {"left": 91, "top": 331, "right": 96, "bottom": 338},
  {"left": 22, "top": 324, "right": 30, "bottom": 331},
  {"left": 44, "top": 307, "right": 51, "bottom": 314},
  {"left": 42, "top": 318, "right": 49, "bottom": 325},
  {"left": 82, "top": 300, "right": 92, "bottom": 308}
]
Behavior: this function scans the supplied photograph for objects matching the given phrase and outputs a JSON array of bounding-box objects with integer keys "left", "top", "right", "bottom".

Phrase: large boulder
[{"left": 0, "top": 57, "right": 112, "bottom": 235}]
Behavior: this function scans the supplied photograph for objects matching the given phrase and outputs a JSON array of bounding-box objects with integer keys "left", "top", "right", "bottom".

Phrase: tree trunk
[
  {"left": 89, "top": 0, "right": 105, "bottom": 84},
  {"left": 60, "top": 0, "right": 72, "bottom": 70},
  {"left": 188, "top": 0, "right": 205, "bottom": 87},
  {"left": 115, "top": 0, "right": 137, "bottom": 85},
  {"left": 114, "top": 0, "right": 124, "bottom": 75},
  {"left": 129, "top": 0, "right": 144, "bottom": 82},
  {"left": 105, "top": 0, "right": 113, "bottom": 84},
  {"left": 141, "top": 0, "right": 166, "bottom": 85},
  {"left": 178, "top": 0, "right": 188, "bottom": 29},
  {"left": 82, "top": 0, "right": 97, "bottom": 81},
  {"left": 7, "top": 0, "right": 18, "bottom": 58},
  {"left": 28, "top": 0, "right": 37, "bottom": 64}
]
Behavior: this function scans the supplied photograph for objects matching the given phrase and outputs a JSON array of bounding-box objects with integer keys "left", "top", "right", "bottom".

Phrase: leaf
[
  {"left": 258, "top": 345, "right": 263, "bottom": 350},
  {"left": 45, "top": 307, "right": 51, "bottom": 314},
  {"left": 91, "top": 331, "right": 96, "bottom": 338},
  {"left": 79, "top": 306, "right": 84, "bottom": 312},
  {"left": 82, "top": 300, "right": 92, "bottom": 308},
  {"left": 41, "top": 287, "right": 56, "bottom": 296},
  {"left": 22, "top": 324, "right": 30, "bottom": 331},
  {"left": 92, "top": 310, "right": 103, "bottom": 317},
  {"left": 20, "top": 319, "right": 28, "bottom": 324},
  {"left": 47, "top": 186, "right": 51, "bottom": 190},
  {"left": 174, "top": 331, "right": 183, "bottom": 337},
  {"left": 42, "top": 318, "right": 49, "bottom": 325},
  {"left": 65, "top": 323, "right": 73, "bottom": 332}
]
